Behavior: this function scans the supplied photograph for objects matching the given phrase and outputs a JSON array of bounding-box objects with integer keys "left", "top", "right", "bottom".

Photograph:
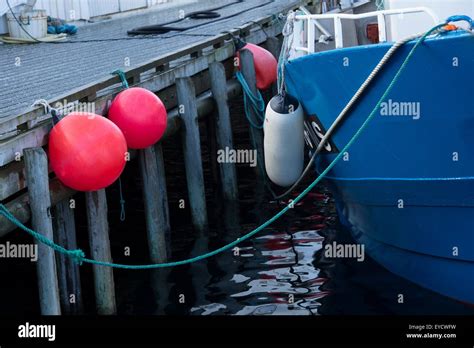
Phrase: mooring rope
[
  {"left": 375, "top": 0, "right": 385, "bottom": 11},
  {"left": 0, "top": 24, "right": 443, "bottom": 269},
  {"left": 235, "top": 71, "right": 266, "bottom": 129},
  {"left": 0, "top": 205, "right": 86, "bottom": 265},
  {"left": 277, "top": 10, "right": 295, "bottom": 96},
  {"left": 235, "top": 67, "right": 278, "bottom": 197}
]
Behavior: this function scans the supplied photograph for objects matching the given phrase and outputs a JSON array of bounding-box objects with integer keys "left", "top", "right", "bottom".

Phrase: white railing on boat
[{"left": 293, "top": 7, "right": 440, "bottom": 53}]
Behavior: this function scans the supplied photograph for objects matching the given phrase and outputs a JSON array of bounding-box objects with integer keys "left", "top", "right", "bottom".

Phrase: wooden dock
[{"left": 0, "top": 0, "right": 318, "bottom": 315}]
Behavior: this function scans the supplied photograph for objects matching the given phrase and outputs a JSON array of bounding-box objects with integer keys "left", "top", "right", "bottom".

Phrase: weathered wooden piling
[
  {"left": 139, "top": 144, "right": 169, "bottom": 263},
  {"left": 85, "top": 190, "right": 116, "bottom": 315},
  {"left": 176, "top": 77, "right": 209, "bottom": 233},
  {"left": 149, "top": 143, "right": 173, "bottom": 311},
  {"left": 205, "top": 106, "right": 220, "bottom": 195},
  {"left": 53, "top": 199, "right": 83, "bottom": 314},
  {"left": 155, "top": 143, "right": 172, "bottom": 256},
  {"left": 209, "top": 61, "right": 239, "bottom": 201},
  {"left": 24, "top": 148, "right": 61, "bottom": 315},
  {"left": 240, "top": 49, "right": 265, "bottom": 179}
]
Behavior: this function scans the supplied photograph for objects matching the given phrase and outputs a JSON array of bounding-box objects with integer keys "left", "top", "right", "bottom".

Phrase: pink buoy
[
  {"left": 108, "top": 87, "right": 167, "bottom": 149},
  {"left": 237, "top": 43, "right": 278, "bottom": 90},
  {"left": 49, "top": 112, "right": 127, "bottom": 191}
]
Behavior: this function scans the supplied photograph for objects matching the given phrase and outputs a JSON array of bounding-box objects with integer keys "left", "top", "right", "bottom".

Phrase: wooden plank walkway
[{"left": 0, "top": 0, "right": 298, "bottom": 121}]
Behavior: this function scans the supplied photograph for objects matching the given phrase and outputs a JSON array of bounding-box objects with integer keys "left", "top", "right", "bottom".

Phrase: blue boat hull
[{"left": 285, "top": 31, "right": 474, "bottom": 303}]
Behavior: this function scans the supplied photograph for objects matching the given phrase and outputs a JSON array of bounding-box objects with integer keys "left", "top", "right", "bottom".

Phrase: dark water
[
  {"left": 110, "top": 177, "right": 474, "bottom": 316},
  {"left": 1, "top": 95, "right": 473, "bottom": 316},
  {"left": 108, "top": 95, "right": 474, "bottom": 316}
]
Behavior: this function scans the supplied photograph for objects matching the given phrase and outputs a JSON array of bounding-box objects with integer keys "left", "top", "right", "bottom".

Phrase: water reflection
[
  {"left": 113, "top": 179, "right": 474, "bottom": 316},
  {"left": 112, "top": 111, "right": 474, "bottom": 316}
]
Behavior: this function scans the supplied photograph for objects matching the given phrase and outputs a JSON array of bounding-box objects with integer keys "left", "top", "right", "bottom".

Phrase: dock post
[
  {"left": 139, "top": 144, "right": 169, "bottom": 263},
  {"left": 53, "top": 199, "right": 83, "bottom": 314},
  {"left": 23, "top": 148, "right": 61, "bottom": 315},
  {"left": 142, "top": 143, "right": 172, "bottom": 312},
  {"left": 240, "top": 49, "right": 265, "bottom": 179},
  {"left": 85, "top": 190, "right": 117, "bottom": 315},
  {"left": 176, "top": 77, "right": 209, "bottom": 233},
  {"left": 155, "top": 143, "right": 172, "bottom": 256},
  {"left": 209, "top": 61, "right": 239, "bottom": 202},
  {"left": 205, "top": 106, "right": 220, "bottom": 196}
]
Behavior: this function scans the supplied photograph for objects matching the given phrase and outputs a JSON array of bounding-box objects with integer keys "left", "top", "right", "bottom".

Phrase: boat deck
[{"left": 0, "top": 0, "right": 297, "bottom": 120}]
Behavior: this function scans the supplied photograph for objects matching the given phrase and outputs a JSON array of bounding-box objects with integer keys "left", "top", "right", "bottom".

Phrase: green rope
[
  {"left": 236, "top": 71, "right": 266, "bottom": 129},
  {"left": 235, "top": 70, "right": 277, "bottom": 196},
  {"left": 375, "top": 0, "right": 385, "bottom": 11},
  {"left": 0, "top": 205, "right": 86, "bottom": 265},
  {"left": 118, "top": 177, "right": 126, "bottom": 222},
  {"left": 112, "top": 69, "right": 130, "bottom": 89},
  {"left": 0, "top": 24, "right": 442, "bottom": 269}
]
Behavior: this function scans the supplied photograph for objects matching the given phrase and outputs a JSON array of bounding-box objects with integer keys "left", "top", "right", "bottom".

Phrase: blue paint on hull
[{"left": 285, "top": 31, "right": 474, "bottom": 303}]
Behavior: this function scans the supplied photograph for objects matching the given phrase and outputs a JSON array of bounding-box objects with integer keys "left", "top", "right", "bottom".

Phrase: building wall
[
  {"left": 0, "top": 0, "right": 177, "bottom": 34},
  {"left": 86, "top": 0, "right": 120, "bottom": 18},
  {"left": 34, "top": 0, "right": 90, "bottom": 20},
  {"left": 119, "top": 0, "right": 147, "bottom": 12}
]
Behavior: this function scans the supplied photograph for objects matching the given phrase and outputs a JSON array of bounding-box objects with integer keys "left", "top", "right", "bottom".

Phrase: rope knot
[
  {"left": 282, "top": 11, "right": 295, "bottom": 37},
  {"left": 70, "top": 249, "right": 85, "bottom": 266}
]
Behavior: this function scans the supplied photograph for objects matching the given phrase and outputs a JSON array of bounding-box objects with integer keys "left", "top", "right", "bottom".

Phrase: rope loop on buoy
[
  {"left": 112, "top": 69, "right": 130, "bottom": 89},
  {"left": 31, "top": 99, "right": 62, "bottom": 124}
]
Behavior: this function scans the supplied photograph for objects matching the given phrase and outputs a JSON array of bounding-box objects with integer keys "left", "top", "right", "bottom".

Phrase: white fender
[{"left": 264, "top": 93, "right": 304, "bottom": 187}]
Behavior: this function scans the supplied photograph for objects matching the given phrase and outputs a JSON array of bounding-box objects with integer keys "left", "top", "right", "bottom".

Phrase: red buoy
[
  {"left": 237, "top": 43, "right": 278, "bottom": 90},
  {"left": 108, "top": 87, "right": 167, "bottom": 149},
  {"left": 49, "top": 112, "right": 127, "bottom": 192}
]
